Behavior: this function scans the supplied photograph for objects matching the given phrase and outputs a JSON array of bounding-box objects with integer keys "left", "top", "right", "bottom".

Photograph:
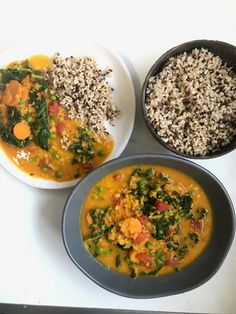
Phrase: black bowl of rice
[{"left": 142, "top": 40, "right": 236, "bottom": 159}]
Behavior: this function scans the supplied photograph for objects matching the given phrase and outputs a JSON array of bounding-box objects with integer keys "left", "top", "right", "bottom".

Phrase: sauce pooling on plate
[
  {"left": 0, "top": 54, "right": 114, "bottom": 182},
  {"left": 81, "top": 165, "right": 212, "bottom": 278}
]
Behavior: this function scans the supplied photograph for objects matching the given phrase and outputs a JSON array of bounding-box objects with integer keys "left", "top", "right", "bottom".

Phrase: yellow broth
[{"left": 81, "top": 165, "right": 212, "bottom": 278}]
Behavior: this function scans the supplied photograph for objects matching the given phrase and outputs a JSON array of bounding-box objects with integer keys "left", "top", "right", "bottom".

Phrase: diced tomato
[
  {"left": 84, "top": 162, "right": 94, "bottom": 171},
  {"left": 113, "top": 196, "right": 123, "bottom": 206},
  {"left": 49, "top": 101, "right": 59, "bottom": 116},
  {"left": 40, "top": 91, "right": 48, "bottom": 98},
  {"left": 138, "top": 215, "right": 149, "bottom": 224},
  {"left": 113, "top": 198, "right": 123, "bottom": 206},
  {"left": 56, "top": 121, "right": 66, "bottom": 134},
  {"left": 165, "top": 258, "right": 179, "bottom": 266},
  {"left": 39, "top": 158, "right": 50, "bottom": 167},
  {"left": 136, "top": 252, "right": 154, "bottom": 269},
  {"left": 134, "top": 233, "right": 147, "bottom": 244},
  {"left": 113, "top": 173, "right": 124, "bottom": 181},
  {"left": 155, "top": 201, "right": 169, "bottom": 211},
  {"left": 191, "top": 220, "right": 204, "bottom": 232}
]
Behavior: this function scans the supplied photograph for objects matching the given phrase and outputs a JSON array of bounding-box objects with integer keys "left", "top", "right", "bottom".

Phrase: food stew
[
  {"left": 0, "top": 55, "right": 114, "bottom": 181},
  {"left": 81, "top": 165, "right": 212, "bottom": 278}
]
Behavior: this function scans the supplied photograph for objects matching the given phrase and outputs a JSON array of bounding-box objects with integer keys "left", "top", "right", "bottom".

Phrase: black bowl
[
  {"left": 62, "top": 154, "right": 235, "bottom": 298},
  {"left": 141, "top": 40, "right": 236, "bottom": 159}
]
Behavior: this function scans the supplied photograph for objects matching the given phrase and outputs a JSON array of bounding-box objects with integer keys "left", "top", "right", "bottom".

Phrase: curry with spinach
[
  {"left": 0, "top": 55, "right": 114, "bottom": 181},
  {"left": 81, "top": 165, "right": 212, "bottom": 278}
]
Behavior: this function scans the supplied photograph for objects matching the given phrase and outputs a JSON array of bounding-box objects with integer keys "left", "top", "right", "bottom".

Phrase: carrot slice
[
  {"left": 120, "top": 218, "right": 142, "bottom": 238},
  {"left": 3, "top": 80, "right": 23, "bottom": 106},
  {"left": 13, "top": 122, "right": 31, "bottom": 140}
]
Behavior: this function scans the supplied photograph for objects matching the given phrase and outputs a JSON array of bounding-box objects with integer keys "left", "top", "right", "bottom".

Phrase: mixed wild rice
[
  {"left": 145, "top": 48, "right": 236, "bottom": 156},
  {"left": 47, "top": 53, "right": 118, "bottom": 133}
]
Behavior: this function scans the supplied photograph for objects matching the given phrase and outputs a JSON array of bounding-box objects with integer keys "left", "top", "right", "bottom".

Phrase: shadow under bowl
[
  {"left": 62, "top": 154, "right": 235, "bottom": 298},
  {"left": 141, "top": 40, "right": 236, "bottom": 159}
]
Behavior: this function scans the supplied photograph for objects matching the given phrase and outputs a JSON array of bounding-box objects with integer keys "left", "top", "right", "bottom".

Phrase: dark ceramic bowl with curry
[
  {"left": 62, "top": 154, "right": 235, "bottom": 298},
  {"left": 142, "top": 40, "right": 236, "bottom": 159}
]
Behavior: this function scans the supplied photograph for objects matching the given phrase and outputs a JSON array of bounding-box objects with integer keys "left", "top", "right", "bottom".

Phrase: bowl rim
[
  {"left": 61, "top": 153, "right": 236, "bottom": 298},
  {"left": 141, "top": 39, "right": 236, "bottom": 159}
]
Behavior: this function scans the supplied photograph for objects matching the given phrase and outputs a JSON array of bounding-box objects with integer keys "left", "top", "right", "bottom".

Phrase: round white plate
[{"left": 0, "top": 37, "right": 135, "bottom": 189}]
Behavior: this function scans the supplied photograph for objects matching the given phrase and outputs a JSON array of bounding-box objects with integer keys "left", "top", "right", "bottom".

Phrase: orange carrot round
[
  {"left": 3, "top": 80, "right": 23, "bottom": 106},
  {"left": 13, "top": 121, "right": 31, "bottom": 140}
]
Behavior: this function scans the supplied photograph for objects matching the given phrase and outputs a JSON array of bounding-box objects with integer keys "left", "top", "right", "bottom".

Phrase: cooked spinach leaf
[
  {"left": 90, "top": 208, "right": 106, "bottom": 227},
  {"left": 188, "top": 232, "right": 200, "bottom": 244},
  {"left": 131, "top": 168, "right": 154, "bottom": 181},
  {"left": 70, "top": 127, "right": 95, "bottom": 163},
  {"left": 179, "top": 193, "right": 193, "bottom": 216},
  {"left": 33, "top": 78, "right": 49, "bottom": 91},
  {"left": 166, "top": 240, "right": 180, "bottom": 251},
  {"left": 29, "top": 90, "right": 39, "bottom": 104},
  {"left": 95, "top": 245, "right": 112, "bottom": 257},
  {"left": 157, "top": 172, "right": 170, "bottom": 182},
  {"left": 32, "top": 96, "right": 50, "bottom": 150},
  {"left": 34, "top": 128, "right": 50, "bottom": 150},
  {"left": 196, "top": 208, "right": 208, "bottom": 220},
  {"left": 0, "top": 68, "right": 31, "bottom": 88},
  {"left": 131, "top": 168, "right": 143, "bottom": 177},
  {"left": 130, "top": 268, "right": 137, "bottom": 279},
  {"left": 0, "top": 107, "right": 30, "bottom": 147},
  {"left": 0, "top": 126, "right": 30, "bottom": 147},
  {"left": 152, "top": 217, "right": 170, "bottom": 240},
  {"left": 141, "top": 198, "right": 156, "bottom": 215},
  {"left": 0, "top": 59, "right": 48, "bottom": 90},
  {"left": 87, "top": 231, "right": 105, "bottom": 241},
  {"left": 130, "top": 180, "right": 149, "bottom": 199},
  {"left": 177, "top": 246, "right": 189, "bottom": 259},
  {"left": 8, "top": 107, "right": 22, "bottom": 128},
  {"left": 115, "top": 255, "right": 121, "bottom": 267}
]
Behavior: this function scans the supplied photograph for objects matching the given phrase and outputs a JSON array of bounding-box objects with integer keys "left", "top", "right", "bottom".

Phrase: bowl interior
[
  {"left": 62, "top": 154, "right": 235, "bottom": 298},
  {"left": 141, "top": 40, "right": 236, "bottom": 159}
]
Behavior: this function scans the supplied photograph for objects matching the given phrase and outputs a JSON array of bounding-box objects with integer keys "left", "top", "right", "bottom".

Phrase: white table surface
[{"left": 0, "top": 0, "right": 236, "bottom": 313}]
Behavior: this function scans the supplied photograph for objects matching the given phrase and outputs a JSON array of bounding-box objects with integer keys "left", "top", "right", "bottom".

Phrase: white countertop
[{"left": 0, "top": 0, "right": 236, "bottom": 313}]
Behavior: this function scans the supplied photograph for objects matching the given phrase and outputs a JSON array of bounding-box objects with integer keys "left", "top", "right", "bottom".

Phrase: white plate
[{"left": 0, "top": 38, "right": 135, "bottom": 189}]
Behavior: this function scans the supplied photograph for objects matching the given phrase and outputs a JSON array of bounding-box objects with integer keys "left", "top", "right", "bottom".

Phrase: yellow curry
[
  {"left": 0, "top": 55, "right": 114, "bottom": 181},
  {"left": 81, "top": 165, "right": 212, "bottom": 278}
]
